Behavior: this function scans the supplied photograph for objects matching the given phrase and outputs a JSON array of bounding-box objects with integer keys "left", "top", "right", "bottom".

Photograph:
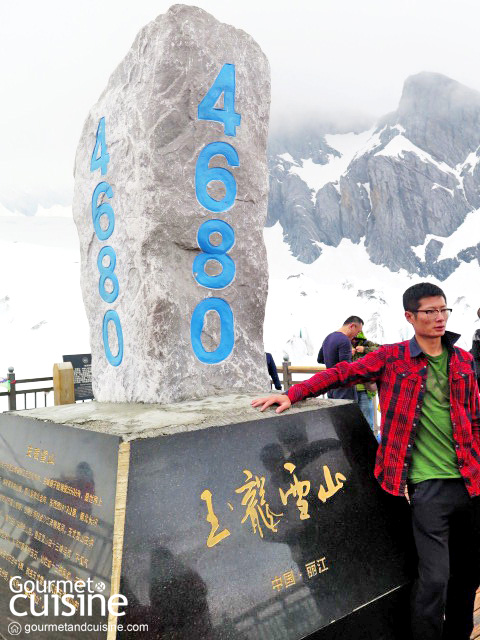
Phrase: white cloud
[{"left": 3, "top": 0, "right": 480, "bottom": 211}]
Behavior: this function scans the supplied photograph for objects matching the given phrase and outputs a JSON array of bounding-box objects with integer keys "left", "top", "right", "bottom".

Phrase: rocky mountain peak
[
  {"left": 398, "top": 72, "right": 476, "bottom": 114},
  {"left": 394, "top": 72, "right": 480, "bottom": 165}
]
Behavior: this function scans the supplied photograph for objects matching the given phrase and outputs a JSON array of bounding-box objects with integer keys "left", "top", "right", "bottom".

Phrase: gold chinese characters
[
  {"left": 201, "top": 463, "right": 347, "bottom": 548},
  {"left": 235, "top": 470, "right": 283, "bottom": 538},
  {"left": 26, "top": 446, "right": 55, "bottom": 465},
  {"left": 271, "top": 557, "right": 329, "bottom": 592}
]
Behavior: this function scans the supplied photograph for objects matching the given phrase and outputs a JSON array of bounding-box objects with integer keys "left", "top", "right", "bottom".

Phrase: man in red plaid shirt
[{"left": 253, "top": 282, "right": 480, "bottom": 640}]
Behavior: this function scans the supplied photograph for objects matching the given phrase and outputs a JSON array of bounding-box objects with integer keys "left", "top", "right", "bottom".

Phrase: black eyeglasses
[{"left": 412, "top": 308, "right": 452, "bottom": 318}]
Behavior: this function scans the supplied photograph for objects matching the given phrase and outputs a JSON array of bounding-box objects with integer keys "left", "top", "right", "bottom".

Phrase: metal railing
[{"left": 0, "top": 367, "right": 54, "bottom": 412}]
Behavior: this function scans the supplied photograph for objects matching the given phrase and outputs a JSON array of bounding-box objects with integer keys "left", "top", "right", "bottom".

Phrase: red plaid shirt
[{"left": 287, "top": 331, "right": 480, "bottom": 497}]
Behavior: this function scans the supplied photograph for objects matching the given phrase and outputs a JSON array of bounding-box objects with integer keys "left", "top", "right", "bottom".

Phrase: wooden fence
[{"left": 276, "top": 361, "right": 326, "bottom": 391}]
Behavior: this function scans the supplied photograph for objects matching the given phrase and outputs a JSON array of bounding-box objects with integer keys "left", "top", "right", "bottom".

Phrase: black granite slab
[
  {"left": 309, "top": 583, "right": 413, "bottom": 640},
  {"left": 119, "top": 404, "right": 414, "bottom": 640},
  {"left": 0, "top": 414, "right": 119, "bottom": 640}
]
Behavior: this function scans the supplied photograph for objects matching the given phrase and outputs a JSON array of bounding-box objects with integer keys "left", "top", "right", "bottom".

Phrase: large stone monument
[
  {"left": 0, "top": 399, "right": 414, "bottom": 640},
  {"left": 0, "top": 6, "right": 413, "bottom": 640},
  {"left": 72, "top": 4, "right": 270, "bottom": 404}
]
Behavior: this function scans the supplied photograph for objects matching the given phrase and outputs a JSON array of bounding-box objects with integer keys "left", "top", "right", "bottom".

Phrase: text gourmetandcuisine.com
[{"left": 8, "top": 622, "right": 148, "bottom": 636}]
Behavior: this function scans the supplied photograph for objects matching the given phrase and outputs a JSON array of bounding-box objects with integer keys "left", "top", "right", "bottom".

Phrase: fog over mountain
[
  {"left": 0, "top": 186, "right": 72, "bottom": 217},
  {"left": 268, "top": 72, "right": 480, "bottom": 280}
]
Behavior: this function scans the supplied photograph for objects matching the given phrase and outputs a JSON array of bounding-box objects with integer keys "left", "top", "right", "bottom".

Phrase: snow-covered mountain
[
  {"left": 263, "top": 223, "right": 478, "bottom": 366},
  {"left": 268, "top": 72, "right": 480, "bottom": 280},
  {"left": 0, "top": 187, "right": 72, "bottom": 217}
]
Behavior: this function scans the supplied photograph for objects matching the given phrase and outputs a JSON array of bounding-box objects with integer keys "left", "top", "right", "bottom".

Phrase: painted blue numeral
[
  {"left": 193, "top": 220, "right": 235, "bottom": 289},
  {"left": 191, "top": 298, "right": 234, "bottom": 364},
  {"left": 90, "top": 119, "right": 123, "bottom": 367},
  {"left": 92, "top": 182, "right": 115, "bottom": 241},
  {"left": 198, "top": 64, "right": 241, "bottom": 137},
  {"left": 192, "top": 66, "right": 241, "bottom": 364},
  {"left": 98, "top": 246, "right": 119, "bottom": 303},
  {"left": 197, "top": 219, "right": 235, "bottom": 254},
  {"left": 195, "top": 142, "right": 239, "bottom": 213},
  {"left": 193, "top": 254, "right": 235, "bottom": 289},
  {"left": 90, "top": 117, "right": 110, "bottom": 175},
  {"left": 103, "top": 310, "right": 123, "bottom": 366}
]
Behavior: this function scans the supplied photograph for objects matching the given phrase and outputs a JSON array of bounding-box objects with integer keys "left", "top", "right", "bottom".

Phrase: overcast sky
[{"left": 2, "top": 0, "right": 480, "bottom": 211}]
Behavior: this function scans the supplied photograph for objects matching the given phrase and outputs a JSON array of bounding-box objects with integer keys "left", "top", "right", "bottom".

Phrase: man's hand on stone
[{"left": 251, "top": 395, "right": 292, "bottom": 413}]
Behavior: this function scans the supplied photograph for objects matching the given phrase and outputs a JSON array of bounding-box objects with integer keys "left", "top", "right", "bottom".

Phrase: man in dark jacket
[{"left": 316, "top": 315, "right": 364, "bottom": 400}]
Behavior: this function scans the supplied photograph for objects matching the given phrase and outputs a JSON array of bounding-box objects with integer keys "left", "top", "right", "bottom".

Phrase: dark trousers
[{"left": 409, "top": 478, "right": 480, "bottom": 640}]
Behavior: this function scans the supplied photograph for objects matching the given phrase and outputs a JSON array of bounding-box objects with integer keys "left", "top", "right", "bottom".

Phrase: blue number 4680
[{"left": 198, "top": 63, "right": 241, "bottom": 137}]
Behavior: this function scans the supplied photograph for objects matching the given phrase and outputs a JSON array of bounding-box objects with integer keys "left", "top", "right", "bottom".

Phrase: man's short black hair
[
  {"left": 343, "top": 315, "right": 364, "bottom": 326},
  {"left": 403, "top": 282, "right": 446, "bottom": 311}
]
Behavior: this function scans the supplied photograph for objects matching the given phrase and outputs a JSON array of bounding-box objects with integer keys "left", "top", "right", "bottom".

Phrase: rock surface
[
  {"left": 18, "top": 395, "right": 349, "bottom": 441},
  {"left": 73, "top": 4, "right": 271, "bottom": 403}
]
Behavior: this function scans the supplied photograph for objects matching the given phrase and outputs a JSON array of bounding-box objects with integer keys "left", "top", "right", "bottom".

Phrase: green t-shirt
[{"left": 408, "top": 347, "right": 462, "bottom": 484}]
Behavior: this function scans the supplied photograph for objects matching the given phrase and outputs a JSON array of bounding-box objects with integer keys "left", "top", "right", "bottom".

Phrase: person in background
[
  {"left": 351, "top": 330, "right": 379, "bottom": 432},
  {"left": 253, "top": 282, "right": 480, "bottom": 640},
  {"left": 317, "top": 315, "right": 364, "bottom": 400},
  {"left": 266, "top": 352, "right": 282, "bottom": 390}
]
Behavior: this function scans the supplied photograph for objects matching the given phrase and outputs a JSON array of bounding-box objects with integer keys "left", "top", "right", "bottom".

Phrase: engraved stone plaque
[{"left": 0, "top": 414, "right": 119, "bottom": 640}]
